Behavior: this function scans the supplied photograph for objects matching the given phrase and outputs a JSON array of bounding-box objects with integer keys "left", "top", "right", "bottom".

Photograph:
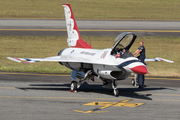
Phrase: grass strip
[
  {"left": 0, "top": 36, "right": 179, "bottom": 77},
  {"left": 0, "top": 0, "right": 180, "bottom": 20}
]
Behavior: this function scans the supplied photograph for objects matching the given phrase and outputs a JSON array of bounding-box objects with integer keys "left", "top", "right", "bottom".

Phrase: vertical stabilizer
[{"left": 63, "top": 4, "right": 92, "bottom": 49}]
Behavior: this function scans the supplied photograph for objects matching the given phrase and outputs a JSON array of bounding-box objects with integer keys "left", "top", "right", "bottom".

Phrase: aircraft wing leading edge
[
  {"left": 7, "top": 56, "right": 106, "bottom": 65},
  {"left": 7, "top": 56, "right": 174, "bottom": 65},
  {"left": 7, "top": 56, "right": 88, "bottom": 64}
]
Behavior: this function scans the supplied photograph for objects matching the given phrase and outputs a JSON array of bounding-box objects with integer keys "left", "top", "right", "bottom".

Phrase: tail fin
[{"left": 63, "top": 4, "right": 92, "bottom": 49}]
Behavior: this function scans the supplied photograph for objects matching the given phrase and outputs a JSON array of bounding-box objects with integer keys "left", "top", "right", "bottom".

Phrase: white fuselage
[{"left": 59, "top": 47, "right": 145, "bottom": 80}]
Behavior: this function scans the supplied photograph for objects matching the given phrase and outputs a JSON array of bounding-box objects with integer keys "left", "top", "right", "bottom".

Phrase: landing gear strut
[
  {"left": 112, "top": 80, "right": 119, "bottom": 97},
  {"left": 132, "top": 74, "right": 138, "bottom": 86},
  {"left": 70, "top": 70, "right": 93, "bottom": 92},
  {"left": 103, "top": 80, "right": 119, "bottom": 97}
]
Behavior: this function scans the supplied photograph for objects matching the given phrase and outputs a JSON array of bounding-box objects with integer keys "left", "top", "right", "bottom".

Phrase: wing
[
  {"left": 7, "top": 55, "right": 103, "bottom": 64},
  {"left": 145, "top": 57, "right": 174, "bottom": 63},
  {"left": 7, "top": 56, "right": 88, "bottom": 64}
]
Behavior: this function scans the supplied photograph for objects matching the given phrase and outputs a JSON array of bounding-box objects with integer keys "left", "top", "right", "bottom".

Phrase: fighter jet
[{"left": 7, "top": 4, "right": 174, "bottom": 96}]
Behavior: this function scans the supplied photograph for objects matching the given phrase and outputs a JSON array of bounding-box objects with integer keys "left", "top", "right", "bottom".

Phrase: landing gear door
[{"left": 111, "top": 32, "right": 137, "bottom": 55}]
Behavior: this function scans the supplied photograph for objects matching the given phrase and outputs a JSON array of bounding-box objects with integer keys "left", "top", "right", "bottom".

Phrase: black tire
[
  {"left": 132, "top": 79, "right": 135, "bottom": 86},
  {"left": 70, "top": 81, "right": 77, "bottom": 91},
  {"left": 113, "top": 89, "right": 119, "bottom": 97},
  {"left": 109, "top": 89, "right": 113, "bottom": 92}
]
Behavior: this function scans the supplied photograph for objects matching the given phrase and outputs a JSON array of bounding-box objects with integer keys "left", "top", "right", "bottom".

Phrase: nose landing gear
[
  {"left": 103, "top": 80, "right": 120, "bottom": 97},
  {"left": 112, "top": 80, "right": 119, "bottom": 97}
]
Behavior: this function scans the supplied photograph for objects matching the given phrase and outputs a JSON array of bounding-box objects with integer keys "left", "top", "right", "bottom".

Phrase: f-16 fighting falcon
[{"left": 7, "top": 4, "right": 174, "bottom": 96}]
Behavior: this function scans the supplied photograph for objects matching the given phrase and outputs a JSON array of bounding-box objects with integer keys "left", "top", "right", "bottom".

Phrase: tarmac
[
  {"left": 0, "top": 19, "right": 180, "bottom": 37},
  {"left": 1, "top": 19, "right": 180, "bottom": 119},
  {"left": 0, "top": 72, "right": 180, "bottom": 120}
]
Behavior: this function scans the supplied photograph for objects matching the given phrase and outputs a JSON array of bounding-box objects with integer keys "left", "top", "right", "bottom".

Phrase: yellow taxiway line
[
  {"left": 0, "top": 29, "right": 180, "bottom": 33},
  {"left": 0, "top": 86, "right": 180, "bottom": 98},
  {"left": 74, "top": 99, "right": 143, "bottom": 113},
  {"left": 83, "top": 99, "right": 144, "bottom": 107},
  {"left": 0, "top": 72, "right": 180, "bottom": 80},
  {"left": 0, "top": 95, "right": 179, "bottom": 102},
  {"left": 1, "top": 87, "right": 180, "bottom": 97},
  {"left": 0, "top": 72, "right": 70, "bottom": 76},
  {"left": 129, "top": 77, "right": 180, "bottom": 81}
]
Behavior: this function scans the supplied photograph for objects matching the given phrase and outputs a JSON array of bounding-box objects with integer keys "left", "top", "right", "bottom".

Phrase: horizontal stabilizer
[
  {"left": 7, "top": 57, "right": 40, "bottom": 63},
  {"left": 7, "top": 57, "right": 21, "bottom": 63},
  {"left": 145, "top": 57, "right": 174, "bottom": 63}
]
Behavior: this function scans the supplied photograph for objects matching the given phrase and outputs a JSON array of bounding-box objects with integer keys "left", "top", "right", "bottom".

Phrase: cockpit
[{"left": 111, "top": 32, "right": 137, "bottom": 58}]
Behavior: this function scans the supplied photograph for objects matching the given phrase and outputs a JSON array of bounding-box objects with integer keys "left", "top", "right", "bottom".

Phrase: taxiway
[
  {"left": 0, "top": 19, "right": 180, "bottom": 37},
  {"left": 0, "top": 72, "right": 180, "bottom": 120}
]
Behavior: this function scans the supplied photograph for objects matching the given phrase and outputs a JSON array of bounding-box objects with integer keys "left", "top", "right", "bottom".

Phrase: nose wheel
[
  {"left": 112, "top": 80, "right": 119, "bottom": 97},
  {"left": 113, "top": 88, "right": 119, "bottom": 97}
]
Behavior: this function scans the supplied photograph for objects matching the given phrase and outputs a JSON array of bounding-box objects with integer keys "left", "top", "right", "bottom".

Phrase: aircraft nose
[{"left": 130, "top": 65, "right": 148, "bottom": 74}]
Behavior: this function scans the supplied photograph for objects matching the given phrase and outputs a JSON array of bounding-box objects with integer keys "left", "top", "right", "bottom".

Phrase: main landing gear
[
  {"left": 70, "top": 70, "right": 93, "bottom": 93},
  {"left": 70, "top": 71, "right": 120, "bottom": 97},
  {"left": 70, "top": 81, "right": 77, "bottom": 92}
]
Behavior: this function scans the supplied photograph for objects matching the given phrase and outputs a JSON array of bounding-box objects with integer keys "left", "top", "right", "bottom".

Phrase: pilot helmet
[{"left": 116, "top": 54, "right": 120, "bottom": 58}]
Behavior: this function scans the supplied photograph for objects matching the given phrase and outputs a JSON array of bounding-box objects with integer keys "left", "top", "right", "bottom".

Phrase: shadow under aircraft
[{"left": 16, "top": 82, "right": 168, "bottom": 100}]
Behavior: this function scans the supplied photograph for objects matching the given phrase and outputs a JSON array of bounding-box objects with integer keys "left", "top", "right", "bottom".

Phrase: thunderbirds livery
[{"left": 7, "top": 4, "right": 174, "bottom": 96}]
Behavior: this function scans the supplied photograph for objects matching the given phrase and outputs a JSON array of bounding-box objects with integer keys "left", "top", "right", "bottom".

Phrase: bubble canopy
[{"left": 111, "top": 32, "right": 137, "bottom": 55}]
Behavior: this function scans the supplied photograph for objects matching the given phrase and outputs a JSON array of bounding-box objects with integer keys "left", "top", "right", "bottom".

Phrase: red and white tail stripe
[{"left": 63, "top": 4, "right": 92, "bottom": 49}]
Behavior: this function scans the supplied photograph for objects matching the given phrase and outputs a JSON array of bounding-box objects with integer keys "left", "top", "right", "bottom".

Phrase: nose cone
[{"left": 130, "top": 65, "right": 148, "bottom": 74}]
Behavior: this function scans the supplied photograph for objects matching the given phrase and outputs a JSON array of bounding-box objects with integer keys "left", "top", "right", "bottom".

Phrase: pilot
[
  {"left": 120, "top": 49, "right": 126, "bottom": 56},
  {"left": 133, "top": 41, "right": 146, "bottom": 88},
  {"left": 116, "top": 49, "right": 126, "bottom": 58}
]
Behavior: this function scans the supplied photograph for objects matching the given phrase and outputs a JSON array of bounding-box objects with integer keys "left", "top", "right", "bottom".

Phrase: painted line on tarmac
[
  {"left": 74, "top": 110, "right": 109, "bottom": 113},
  {"left": 0, "top": 86, "right": 180, "bottom": 97},
  {"left": 81, "top": 30, "right": 180, "bottom": 33},
  {"left": 0, "top": 87, "right": 16, "bottom": 89},
  {"left": 0, "top": 95, "right": 179, "bottom": 102},
  {"left": 2, "top": 86, "right": 179, "bottom": 97},
  {"left": 0, "top": 18, "right": 65, "bottom": 20},
  {"left": 83, "top": 99, "right": 144, "bottom": 107},
  {"left": 2, "top": 18, "right": 179, "bottom": 21},
  {"left": 0, "top": 72, "right": 70, "bottom": 76},
  {"left": 120, "top": 92, "right": 180, "bottom": 97},
  {"left": 0, "top": 96, "right": 127, "bottom": 100},
  {"left": 0, "top": 29, "right": 180, "bottom": 33},
  {"left": 0, "top": 29, "right": 67, "bottom": 31},
  {"left": 1, "top": 72, "right": 180, "bottom": 80},
  {"left": 74, "top": 99, "right": 144, "bottom": 113},
  {"left": 129, "top": 77, "right": 180, "bottom": 81}
]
